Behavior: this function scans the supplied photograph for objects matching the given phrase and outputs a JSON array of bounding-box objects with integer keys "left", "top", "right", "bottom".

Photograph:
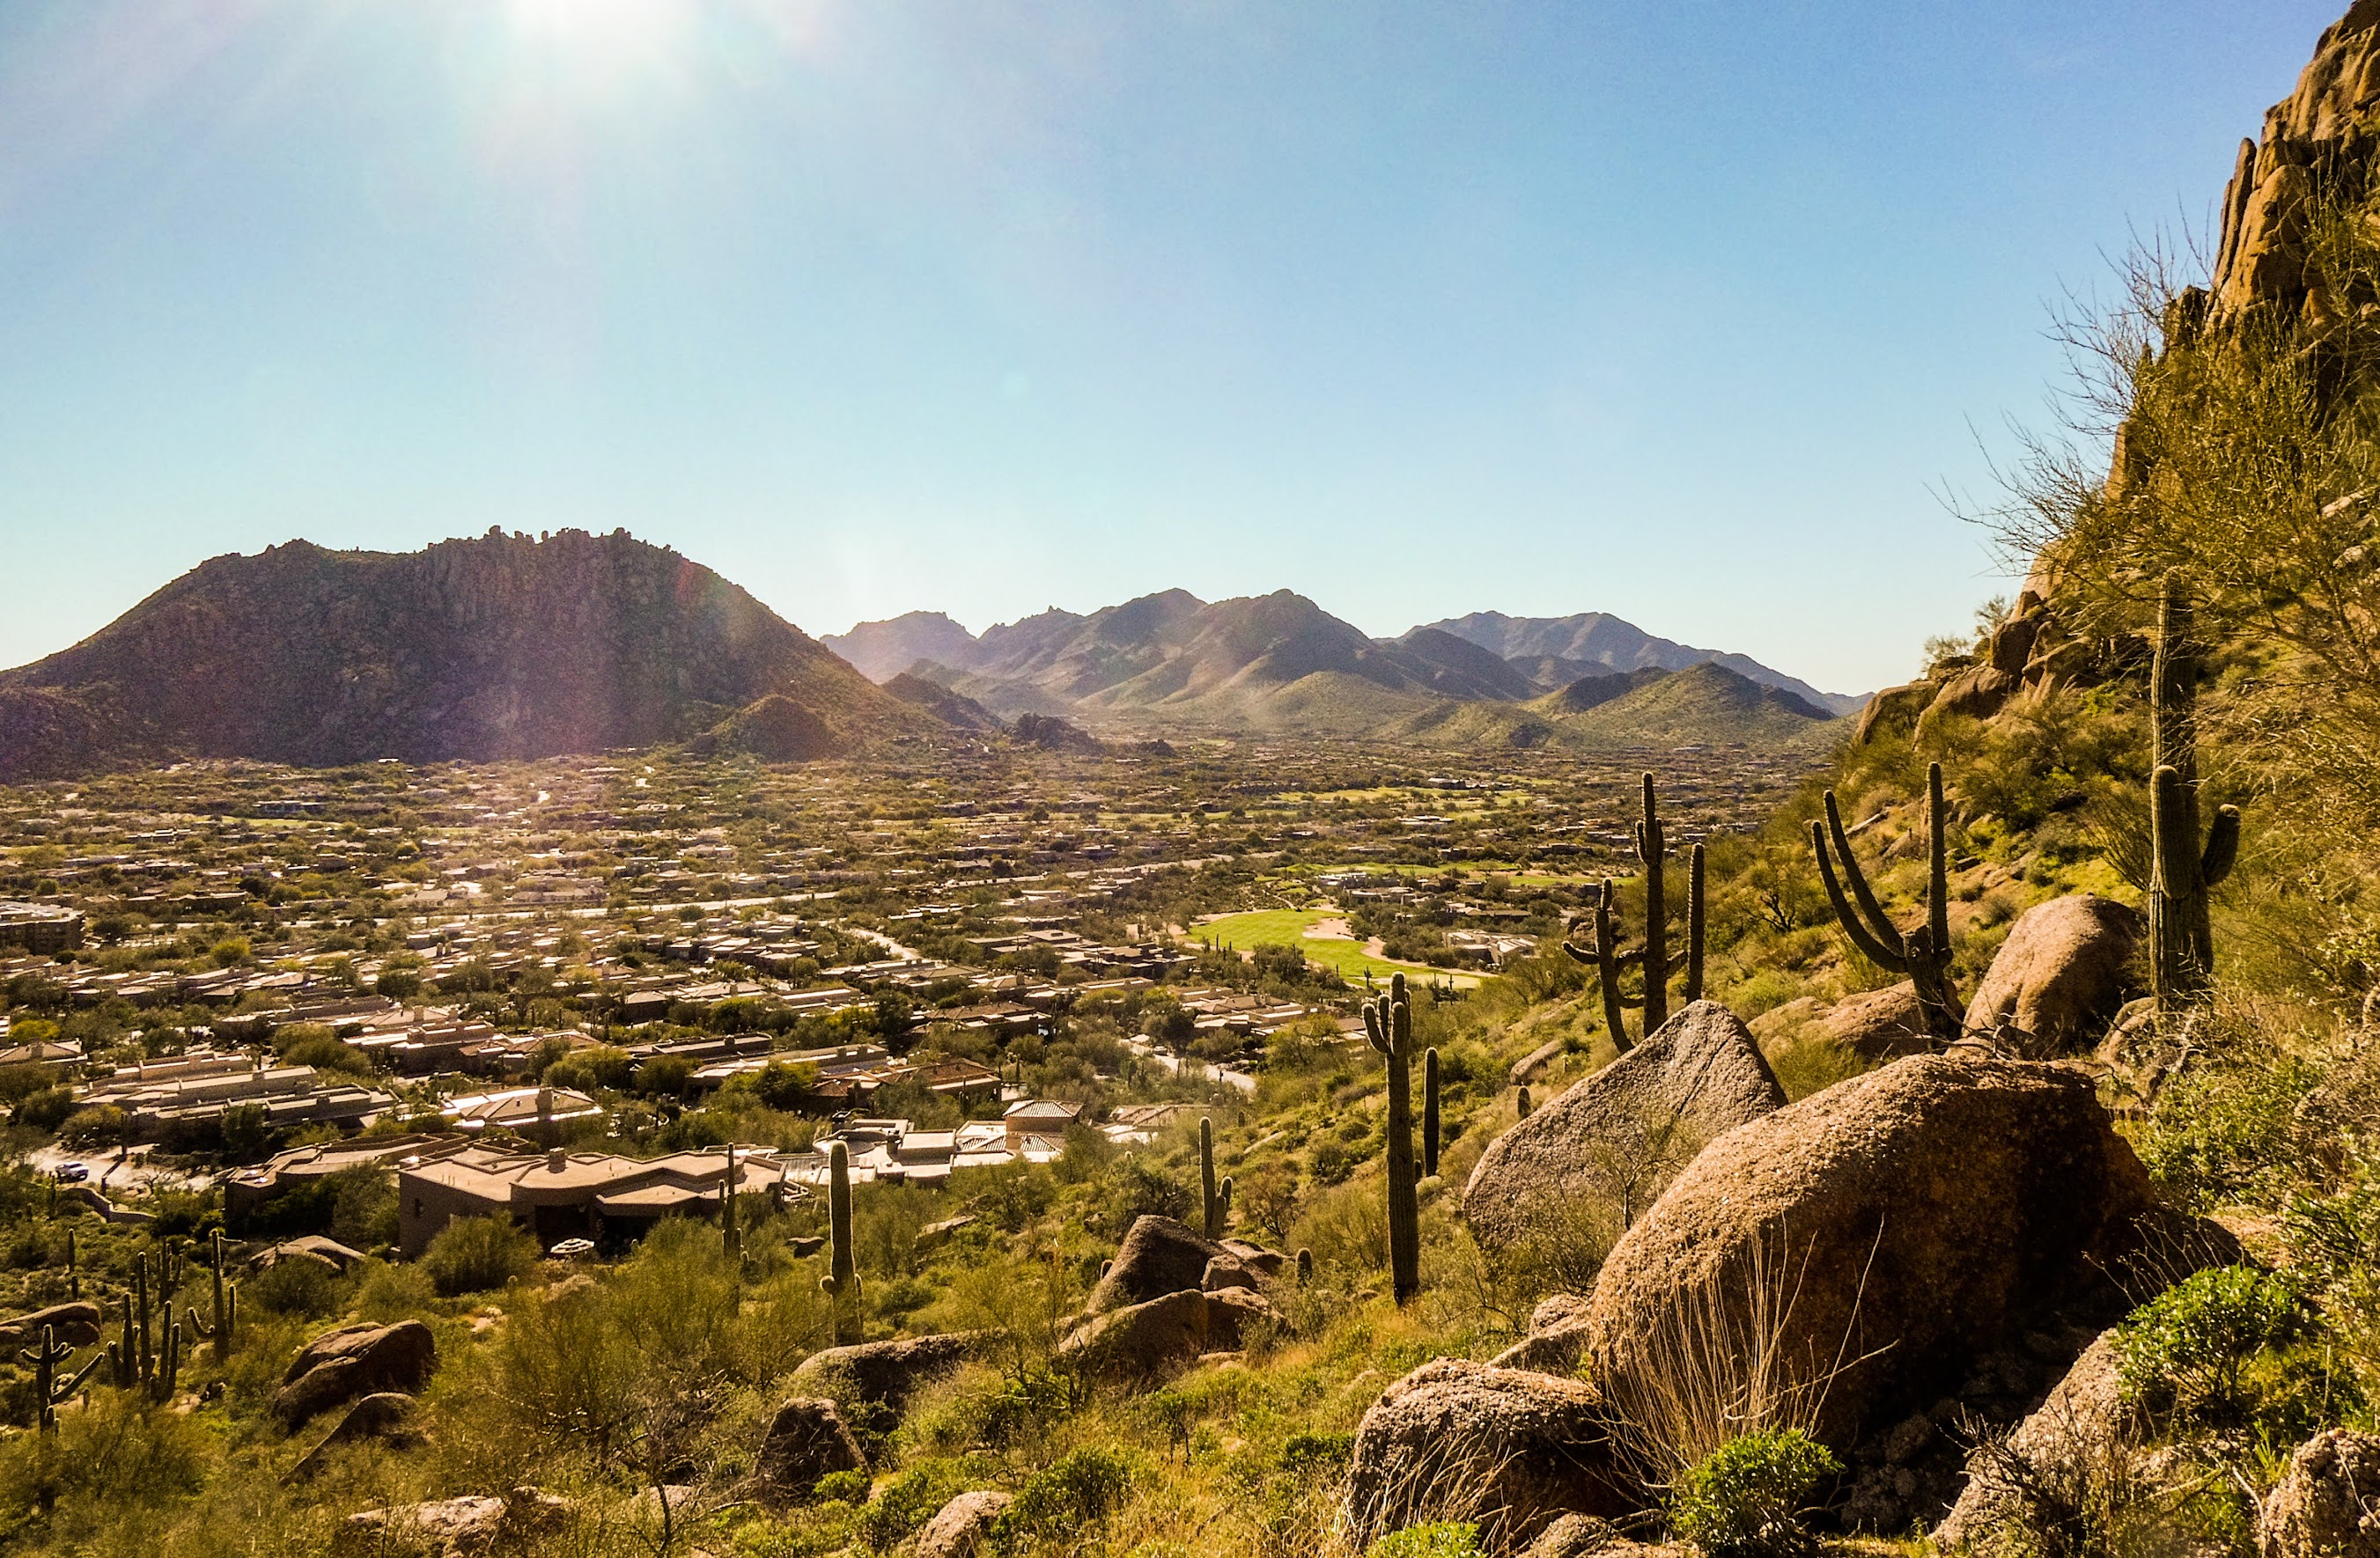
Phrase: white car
[{"left": 55, "top": 1163, "right": 88, "bottom": 1183}]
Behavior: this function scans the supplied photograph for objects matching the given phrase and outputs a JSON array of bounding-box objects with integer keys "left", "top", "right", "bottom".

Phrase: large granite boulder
[
  {"left": 1463, "top": 1001, "right": 1785, "bottom": 1256},
  {"left": 1916, "top": 665, "right": 2018, "bottom": 739},
  {"left": 2260, "top": 1429, "right": 2380, "bottom": 1558},
  {"left": 0, "top": 1301, "right": 103, "bottom": 1348},
  {"left": 290, "top": 1393, "right": 422, "bottom": 1482},
  {"left": 790, "top": 1332, "right": 987, "bottom": 1411},
  {"left": 1342, "top": 1358, "right": 1636, "bottom": 1551},
  {"left": 752, "top": 1397, "right": 867, "bottom": 1507},
  {"left": 1490, "top": 1294, "right": 1595, "bottom": 1375},
  {"left": 1853, "top": 682, "right": 1935, "bottom": 747},
  {"left": 1085, "top": 1216, "right": 1227, "bottom": 1313},
  {"left": 1586, "top": 1056, "right": 2161, "bottom": 1451},
  {"left": 1823, "top": 982, "right": 1934, "bottom": 1061},
  {"left": 1057, "top": 1288, "right": 1273, "bottom": 1382},
  {"left": 1964, "top": 895, "right": 2143, "bottom": 1056},
  {"left": 273, "top": 1321, "right": 437, "bottom": 1428}
]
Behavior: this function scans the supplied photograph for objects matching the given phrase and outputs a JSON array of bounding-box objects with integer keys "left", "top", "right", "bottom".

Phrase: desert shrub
[
  {"left": 2133, "top": 1055, "right": 2317, "bottom": 1213},
  {"left": 243, "top": 1255, "right": 343, "bottom": 1318},
  {"left": 420, "top": 1215, "right": 537, "bottom": 1297},
  {"left": 2114, "top": 1264, "right": 2349, "bottom": 1435},
  {"left": 1290, "top": 1179, "right": 1389, "bottom": 1277},
  {"left": 351, "top": 1259, "right": 435, "bottom": 1321},
  {"left": 11, "top": 1087, "right": 75, "bottom": 1132},
  {"left": 1099, "top": 1157, "right": 1194, "bottom": 1230},
  {"left": 1666, "top": 1428, "right": 1842, "bottom": 1558},
  {"left": 852, "top": 1463, "right": 970, "bottom": 1550},
  {"left": 990, "top": 1447, "right": 1134, "bottom": 1552},
  {"left": 813, "top": 1467, "right": 872, "bottom": 1505},
  {"left": 1367, "top": 1522, "right": 1484, "bottom": 1558}
]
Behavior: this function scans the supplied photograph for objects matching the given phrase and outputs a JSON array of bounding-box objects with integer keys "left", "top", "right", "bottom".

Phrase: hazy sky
[{"left": 0, "top": 1, "right": 2347, "bottom": 694}]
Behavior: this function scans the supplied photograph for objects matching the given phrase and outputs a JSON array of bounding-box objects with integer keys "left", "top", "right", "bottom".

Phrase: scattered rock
[
  {"left": 2261, "top": 1429, "right": 2380, "bottom": 1558},
  {"left": 753, "top": 1397, "right": 867, "bottom": 1507},
  {"left": 290, "top": 1392, "right": 421, "bottom": 1481},
  {"left": 1219, "top": 1239, "right": 1288, "bottom": 1276},
  {"left": 254, "top": 1236, "right": 368, "bottom": 1273},
  {"left": 333, "top": 1487, "right": 568, "bottom": 1556},
  {"left": 1963, "top": 896, "right": 2144, "bottom": 1056},
  {"left": 1085, "top": 1216, "right": 1227, "bottom": 1312},
  {"left": 1508, "top": 1036, "right": 1570, "bottom": 1087},
  {"left": 790, "top": 1333, "right": 987, "bottom": 1412},
  {"left": 1491, "top": 1294, "right": 1595, "bottom": 1374},
  {"left": 274, "top": 1321, "right": 437, "bottom": 1429},
  {"left": 0, "top": 1301, "right": 103, "bottom": 1348},
  {"left": 1519, "top": 1513, "right": 1684, "bottom": 1558},
  {"left": 789, "top": 1235, "right": 825, "bottom": 1258},
  {"left": 917, "top": 1490, "right": 1013, "bottom": 1558},
  {"left": 917, "top": 1215, "right": 976, "bottom": 1253},
  {"left": 1202, "top": 1255, "right": 1260, "bottom": 1294},
  {"left": 1934, "top": 1332, "right": 2128, "bottom": 1549},
  {"left": 1342, "top": 1358, "right": 1635, "bottom": 1552},
  {"left": 1586, "top": 1056, "right": 2161, "bottom": 1451},
  {"left": 1463, "top": 1001, "right": 1786, "bottom": 1256}
]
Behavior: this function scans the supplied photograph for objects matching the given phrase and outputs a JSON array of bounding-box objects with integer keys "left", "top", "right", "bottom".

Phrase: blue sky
[{"left": 0, "top": 1, "right": 2347, "bottom": 694}]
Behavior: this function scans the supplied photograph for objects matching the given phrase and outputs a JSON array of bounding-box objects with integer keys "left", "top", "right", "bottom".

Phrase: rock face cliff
[
  {"left": 2211, "top": 0, "right": 2380, "bottom": 325},
  {"left": 0, "top": 530, "right": 933, "bottom": 778}
]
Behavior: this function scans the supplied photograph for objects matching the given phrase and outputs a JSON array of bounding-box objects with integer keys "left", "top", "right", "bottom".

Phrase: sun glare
[{"left": 505, "top": 0, "right": 691, "bottom": 81}]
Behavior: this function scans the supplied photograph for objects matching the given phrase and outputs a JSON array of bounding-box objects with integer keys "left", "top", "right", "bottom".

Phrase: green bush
[
  {"left": 243, "top": 1255, "right": 343, "bottom": 1318},
  {"left": 991, "top": 1447, "right": 1134, "bottom": 1552},
  {"left": 2133, "top": 1058, "right": 2316, "bottom": 1214},
  {"left": 1667, "top": 1428, "right": 1842, "bottom": 1558},
  {"left": 2115, "top": 1264, "right": 2348, "bottom": 1433},
  {"left": 1367, "top": 1522, "right": 1483, "bottom": 1558},
  {"left": 420, "top": 1215, "right": 538, "bottom": 1296}
]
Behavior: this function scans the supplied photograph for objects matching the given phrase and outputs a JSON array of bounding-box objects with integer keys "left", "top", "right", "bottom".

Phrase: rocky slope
[{"left": 0, "top": 531, "right": 939, "bottom": 779}]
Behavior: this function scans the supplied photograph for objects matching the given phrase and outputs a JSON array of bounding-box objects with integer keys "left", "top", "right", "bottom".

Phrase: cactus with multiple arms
[
  {"left": 1363, "top": 973, "right": 1422, "bottom": 1305},
  {"left": 1564, "top": 775, "right": 1706, "bottom": 1049},
  {"left": 1198, "top": 1118, "right": 1232, "bottom": 1240},
  {"left": 21, "top": 1324, "right": 103, "bottom": 1433},
  {"left": 2148, "top": 577, "right": 2242, "bottom": 1010},
  {"left": 1809, "top": 761, "right": 1963, "bottom": 1043},
  {"left": 818, "top": 1141, "right": 862, "bottom": 1345},
  {"left": 186, "top": 1230, "right": 237, "bottom": 1362}
]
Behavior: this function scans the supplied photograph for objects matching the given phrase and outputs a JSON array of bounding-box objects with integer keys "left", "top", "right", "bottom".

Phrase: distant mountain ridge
[
  {"left": 825, "top": 591, "right": 1854, "bottom": 749},
  {"left": 1418, "top": 611, "right": 1864, "bottom": 717},
  {"left": 0, "top": 531, "right": 941, "bottom": 780}
]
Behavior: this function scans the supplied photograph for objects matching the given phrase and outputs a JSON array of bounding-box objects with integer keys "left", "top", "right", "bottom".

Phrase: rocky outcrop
[
  {"left": 789, "top": 1333, "right": 987, "bottom": 1411},
  {"left": 1342, "top": 1358, "right": 1635, "bottom": 1551},
  {"left": 2261, "top": 1429, "right": 2380, "bottom": 1558},
  {"left": 1463, "top": 1001, "right": 1786, "bottom": 1256},
  {"left": 752, "top": 1398, "right": 867, "bottom": 1507},
  {"left": 274, "top": 1321, "right": 437, "bottom": 1428},
  {"left": 1824, "top": 982, "right": 1934, "bottom": 1061},
  {"left": 1915, "top": 665, "right": 2018, "bottom": 740},
  {"left": 1086, "top": 1216, "right": 1228, "bottom": 1312},
  {"left": 1964, "top": 896, "right": 2143, "bottom": 1056},
  {"left": 917, "top": 1491, "right": 1013, "bottom": 1558},
  {"left": 333, "top": 1487, "right": 568, "bottom": 1557},
  {"left": 1586, "top": 1056, "right": 2161, "bottom": 1451},
  {"left": 1853, "top": 683, "right": 1934, "bottom": 747}
]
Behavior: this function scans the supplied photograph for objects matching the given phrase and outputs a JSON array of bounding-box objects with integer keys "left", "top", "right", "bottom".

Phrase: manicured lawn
[{"left": 1194, "top": 908, "right": 1482, "bottom": 990}]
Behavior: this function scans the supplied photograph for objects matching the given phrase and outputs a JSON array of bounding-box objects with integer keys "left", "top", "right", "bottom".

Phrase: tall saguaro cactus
[
  {"left": 2148, "top": 577, "right": 2242, "bottom": 1010},
  {"left": 721, "top": 1143, "right": 742, "bottom": 1266},
  {"left": 1564, "top": 775, "right": 1706, "bottom": 1049},
  {"left": 1421, "top": 1047, "right": 1441, "bottom": 1180},
  {"left": 21, "top": 1324, "right": 102, "bottom": 1433},
  {"left": 187, "top": 1230, "right": 237, "bottom": 1363},
  {"left": 818, "top": 1141, "right": 863, "bottom": 1346},
  {"left": 1364, "top": 974, "right": 1421, "bottom": 1305},
  {"left": 1810, "top": 761, "right": 1963, "bottom": 1042},
  {"left": 1198, "top": 1118, "right": 1233, "bottom": 1240}
]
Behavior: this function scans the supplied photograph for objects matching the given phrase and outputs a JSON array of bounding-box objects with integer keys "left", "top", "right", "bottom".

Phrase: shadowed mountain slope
[
  {"left": 1425, "top": 610, "right": 1863, "bottom": 715},
  {"left": 0, "top": 531, "right": 939, "bottom": 780}
]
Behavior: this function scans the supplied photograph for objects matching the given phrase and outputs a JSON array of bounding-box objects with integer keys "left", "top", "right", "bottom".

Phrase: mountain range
[
  {"left": 822, "top": 591, "right": 1861, "bottom": 738},
  {"left": 0, "top": 535, "right": 1859, "bottom": 780}
]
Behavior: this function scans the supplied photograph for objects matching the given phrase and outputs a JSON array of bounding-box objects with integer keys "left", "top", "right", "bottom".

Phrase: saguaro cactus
[
  {"left": 2148, "top": 577, "right": 2241, "bottom": 1010},
  {"left": 1810, "top": 761, "right": 1962, "bottom": 1042},
  {"left": 1564, "top": 775, "right": 1706, "bottom": 1049},
  {"left": 64, "top": 1228, "right": 77, "bottom": 1299},
  {"left": 187, "top": 1229, "right": 237, "bottom": 1362},
  {"left": 721, "top": 1143, "right": 741, "bottom": 1266},
  {"left": 1364, "top": 973, "right": 1421, "bottom": 1305},
  {"left": 1198, "top": 1118, "right": 1233, "bottom": 1240},
  {"left": 151, "top": 1312, "right": 181, "bottom": 1404},
  {"left": 21, "top": 1324, "right": 102, "bottom": 1433},
  {"left": 818, "top": 1141, "right": 863, "bottom": 1345},
  {"left": 1421, "top": 1047, "right": 1441, "bottom": 1180}
]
